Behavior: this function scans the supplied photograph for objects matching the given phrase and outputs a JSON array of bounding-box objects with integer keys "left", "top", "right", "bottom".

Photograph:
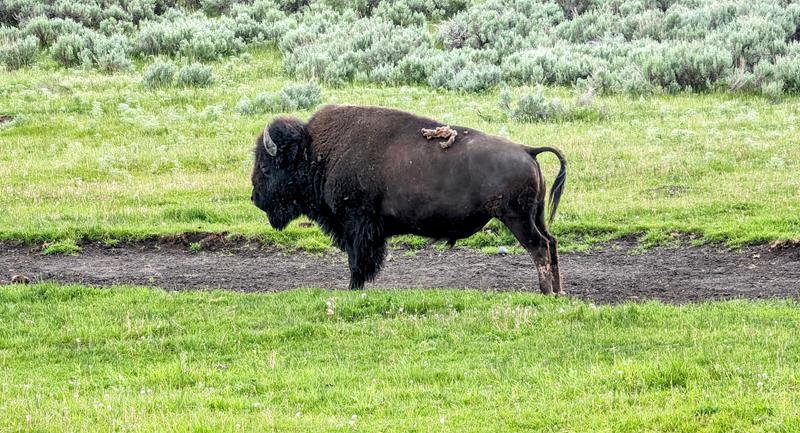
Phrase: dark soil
[{"left": 1, "top": 239, "right": 799, "bottom": 304}]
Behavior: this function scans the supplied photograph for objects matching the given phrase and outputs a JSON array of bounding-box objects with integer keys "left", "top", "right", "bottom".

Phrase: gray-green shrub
[
  {"left": 502, "top": 86, "right": 607, "bottom": 122},
  {"left": 135, "top": 12, "right": 243, "bottom": 60},
  {"left": 236, "top": 81, "right": 321, "bottom": 115},
  {"left": 142, "top": 59, "right": 176, "bottom": 88},
  {"left": 761, "top": 80, "right": 783, "bottom": 103},
  {"left": 638, "top": 41, "right": 731, "bottom": 92},
  {"left": 176, "top": 63, "right": 214, "bottom": 87},
  {"left": 510, "top": 89, "right": 566, "bottom": 122},
  {"left": 50, "top": 33, "right": 83, "bottom": 67},
  {"left": 88, "top": 33, "right": 132, "bottom": 72},
  {"left": 0, "top": 34, "right": 38, "bottom": 70},
  {"left": 775, "top": 53, "right": 800, "bottom": 93},
  {"left": 281, "top": 81, "right": 321, "bottom": 110},
  {"left": 3, "top": 0, "right": 800, "bottom": 95}
]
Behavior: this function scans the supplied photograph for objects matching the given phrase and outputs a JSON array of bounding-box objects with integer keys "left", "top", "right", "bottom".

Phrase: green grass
[
  {"left": 40, "top": 238, "right": 82, "bottom": 256},
  {"left": 1, "top": 283, "right": 799, "bottom": 432},
  {"left": 2, "top": 48, "right": 799, "bottom": 250}
]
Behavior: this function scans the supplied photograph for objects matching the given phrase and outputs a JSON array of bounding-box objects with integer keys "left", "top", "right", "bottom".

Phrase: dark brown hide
[{"left": 252, "top": 105, "right": 567, "bottom": 292}]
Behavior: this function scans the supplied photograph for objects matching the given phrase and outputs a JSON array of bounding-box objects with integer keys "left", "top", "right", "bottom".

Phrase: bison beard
[{"left": 251, "top": 105, "right": 567, "bottom": 293}]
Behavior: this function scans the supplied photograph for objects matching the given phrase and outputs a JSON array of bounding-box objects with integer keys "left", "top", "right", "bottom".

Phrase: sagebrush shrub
[
  {"left": 236, "top": 92, "right": 282, "bottom": 115},
  {"left": 176, "top": 63, "right": 215, "bottom": 87},
  {"left": 501, "top": 49, "right": 552, "bottom": 85},
  {"left": 89, "top": 33, "right": 132, "bottom": 72},
  {"left": 717, "top": 14, "right": 788, "bottom": 66},
  {"left": 510, "top": 90, "right": 565, "bottom": 122},
  {"left": 620, "top": 9, "right": 664, "bottom": 41},
  {"left": 230, "top": 4, "right": 293, "bottom": 44},
  {"left": 50, "top": 30, "right": 132, "bottom": 72},
  {"left": 282, "top": 12, "right": 431, "bottom": 86},
  {"left": 551, "top": 48, "right": 603, "bottom": 85},
  {"left": 126, "top": 0, "right": 157, "bottom": 24},
  {"left": 618, "top": 64, "right": 654, "bottom": 96},
  {"left": 498, "top": 85, "right": 513, "bottom": 110},
  {"left": 53, "top": 0, "right": 103, "bottom": 27},
  {"left": 438, "top": 0, "right": 563, "bottom": 53},
  {"left": 3, "top": 0, "right": 800, "bottom": 95},
  {"left": 0, "top": 34, "right": 38, "bottom": 70},
  {"left": 21, "top": 16, "right": 56, "bottom": 46},
  {"left": 502, "top": 86, "right": 607, "bottom": 122},
  {"left": 761, "top": 80, "right": 783, "bottom": 103},
  {"left": 775, "top": 54, "right": 800, "bottom": 93},
  {"left": 374, "top": 1, "right": 426, "bottom": 27},
  {"left": 142, "top": 59, "right": 176, "bottom": 88},
  {"left": 50, "top": 33, "right": 83, "bottom": 67},
  {"left": 554, "top": 9, "right": 617, "bottom": 43},
  {"left": 281, "top": 81, "right": 321, "bottom": 110},
  {"left": 99, "top": 16, "right": 135, "bottom": 36},
  {"left": 236, "top": 81, "right": 322, "bottom": 115},
  {"left": 201, "top": 0, "right": 232, "bottom": 16},
  {"left": 638, "top": 41, "right": 731, "bottom": 92},
  {"left": 427, "top": 49, "right": 501, "bottom": 92},
  {"left": 135, "top": 12, "right": 243, "bottom": 60}
]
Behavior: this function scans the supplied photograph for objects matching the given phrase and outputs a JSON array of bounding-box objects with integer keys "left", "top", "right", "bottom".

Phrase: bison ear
[{"left": 266, "top": 117, "right": 309, "bottom": 166}]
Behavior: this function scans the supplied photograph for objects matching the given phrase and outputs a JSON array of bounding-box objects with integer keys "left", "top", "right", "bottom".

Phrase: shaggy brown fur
[
  {"left": 421, "top": 125, "right": 458, "bottom": 149},
  {"left": 251, "top": 104, "right": 567, "bottom": 292},
  {"left": 11, "top": 275, "right": 30, "bottom": 284}
]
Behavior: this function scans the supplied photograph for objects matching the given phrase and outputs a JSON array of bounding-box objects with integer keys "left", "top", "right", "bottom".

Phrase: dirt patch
[
  {"left": 0, "top": 115, "right": 14, "bottom": 125},
  {"left": 1, "top": 240, "right": 799, "bottom": 304}
]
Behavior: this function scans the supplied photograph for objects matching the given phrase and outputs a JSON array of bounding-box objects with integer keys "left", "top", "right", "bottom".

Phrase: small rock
[
  {"left": 498, "top": 246, "right": 509, "bottom": 256},
  {"left": 11, "top": 275, "right": 30, "bottom": 284}
]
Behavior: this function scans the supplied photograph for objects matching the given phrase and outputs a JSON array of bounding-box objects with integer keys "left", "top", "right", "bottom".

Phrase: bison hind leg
[
  {"left": 534, "top": 201, "right": 563, "bottom": 295},
  {"left": 501, "top": 211, "right": 555, "bottom": 295},
  {"left": 344, "top": 218, "right": 387, "bottom": 290}
]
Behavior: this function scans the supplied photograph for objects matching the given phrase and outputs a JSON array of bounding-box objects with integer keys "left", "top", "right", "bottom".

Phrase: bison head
[{"left": 251, "top": 117, "right": 311, "bottom": 230}]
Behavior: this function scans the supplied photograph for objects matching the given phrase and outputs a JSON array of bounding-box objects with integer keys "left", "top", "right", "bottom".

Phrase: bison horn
[{"left": 262, "top": 126, "right": 277, "bottom": 156}]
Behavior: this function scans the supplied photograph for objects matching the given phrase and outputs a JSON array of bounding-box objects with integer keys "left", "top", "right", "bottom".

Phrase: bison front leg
[{"left": 343, "top": 219, "right": 387, "bottom": 290}]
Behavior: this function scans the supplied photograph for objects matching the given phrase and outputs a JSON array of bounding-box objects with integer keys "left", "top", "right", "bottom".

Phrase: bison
[{"left": 251, "top": 104, "right": 567, "bottom": 293}]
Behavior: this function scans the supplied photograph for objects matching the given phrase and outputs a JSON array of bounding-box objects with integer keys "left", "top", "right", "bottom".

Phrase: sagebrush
[{"left": 3, "top": 0, "right": 800, "bottom": 96}]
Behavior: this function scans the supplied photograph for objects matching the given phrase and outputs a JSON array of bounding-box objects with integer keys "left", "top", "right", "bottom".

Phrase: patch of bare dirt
[{"left": 1, "top": 240, "right": 799, "bottom": 304}]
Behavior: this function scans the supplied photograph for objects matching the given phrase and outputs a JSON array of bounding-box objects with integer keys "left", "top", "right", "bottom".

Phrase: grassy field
[
  {"left": 2, "top": 48, "right": 799, "bottom": 251},
  {"left": 0, "top": 283, "right": 798, "bottom": 432}
]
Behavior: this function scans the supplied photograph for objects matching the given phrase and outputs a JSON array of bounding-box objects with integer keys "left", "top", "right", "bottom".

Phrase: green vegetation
[
  {"left": 3, "top": 4, "right": 797, "bottom": 430},
  {"left": 176, "top": 62, "right": 215, "bottom": 88},
  {"left": 40, "top": 238, "right": 82, "bottom": 255},
  {"left": 1, "top": 283, "right": 799, "bottom": 431},
  {"left": 3, "top": 0, "right": 800, "bottom": 94},
  {"left": 236, "top": 81, "right": 322, "bottom": 115},
  {"left": 1, "top": 48, "right": 799, "bottom": 250},
  {"left": 2, "top": 0, "right": 799, "bottom": 250}
]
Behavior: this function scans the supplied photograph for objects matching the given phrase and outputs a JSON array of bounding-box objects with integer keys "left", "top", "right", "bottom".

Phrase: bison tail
[{"left": 526, "top": 146, "right": 567, "bottom": 225}]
